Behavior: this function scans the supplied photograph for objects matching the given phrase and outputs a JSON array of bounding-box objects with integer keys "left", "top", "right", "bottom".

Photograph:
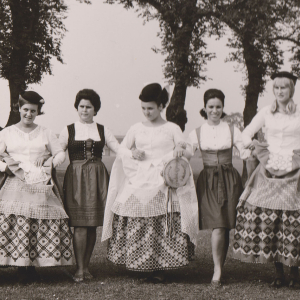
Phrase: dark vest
[{"left": 67, "top": 123, "right": 105, "bottom": 162}]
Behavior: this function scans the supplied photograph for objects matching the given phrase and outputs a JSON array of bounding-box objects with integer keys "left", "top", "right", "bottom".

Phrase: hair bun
[
  {"left": 158, "top": 88, "right": 169, "bottom": 107},
  {"left": 199, "top": 108, "right": 207, "bottom": 119}
]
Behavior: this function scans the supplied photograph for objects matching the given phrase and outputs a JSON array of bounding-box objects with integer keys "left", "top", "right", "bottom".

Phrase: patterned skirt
[
  {"left": 0, "top": 214, "right": 73, "bottom": 267},
  {"left": 63, "top": 159, "right": 109, "bottom": 227},
  {"left": 107, "top": 213, "right": 195, "bottom": 271},
  {"left": 233, "top": 202, "right": 300, "bottom": 266}
]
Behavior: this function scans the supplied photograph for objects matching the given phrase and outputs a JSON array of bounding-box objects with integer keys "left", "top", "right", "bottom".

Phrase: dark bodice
[{"left": 67, "top": 123, "right": 105, "bottom": 162}]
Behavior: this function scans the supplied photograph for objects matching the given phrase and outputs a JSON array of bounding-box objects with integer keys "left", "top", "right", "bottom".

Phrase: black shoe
[
  {"left": 270, "top": 277, "right": 285, "bottom": 288},
  {"left": 288, "top": 278, "right": 299, "bottom": 289}
]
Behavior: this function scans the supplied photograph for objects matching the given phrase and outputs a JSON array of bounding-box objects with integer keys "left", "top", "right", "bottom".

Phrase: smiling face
[
  {"left": 273, "top": 78, "right": 292, "bottom": 105},
  {"left": 205, "top": 97, "right": 223, "bottom": 125},
  {"left": 19, "top": 103, "right": 38, "bottom": 127},
  {"left": 77, "top": 99, "right": 95, "bottom": 123},
  {"left": 141, "top": 101, "right": 162, "bottom": 122}
]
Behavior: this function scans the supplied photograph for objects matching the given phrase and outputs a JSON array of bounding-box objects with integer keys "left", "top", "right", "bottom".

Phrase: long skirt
[
  {"left": 63, "top": 159, "right": 109, "bottom": 227},
  {"left": 107, "top": 212, "right": 194, "bottom": 271},
  {"left": 0, "top": 214, "right": 72, "bottom": 267},
  {"left": 232, "top": 163, "right": 300, "bottom": 267},
  {"left": 233, "top": 202, "right": 300, "bottom": 266},
  {"left": 196, "top": 165, "right": 243, "bottom": 229}
]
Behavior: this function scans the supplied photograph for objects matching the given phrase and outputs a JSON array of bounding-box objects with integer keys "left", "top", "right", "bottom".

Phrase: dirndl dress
[
  {"left": 63, "top": 123, "right": 109, "bottom": 227},
  {"left": 233, "top": 141, "right": 300, "bottom": 266},
  {"left": 195, "top": 124, "right": 243, "bottom": 229}
]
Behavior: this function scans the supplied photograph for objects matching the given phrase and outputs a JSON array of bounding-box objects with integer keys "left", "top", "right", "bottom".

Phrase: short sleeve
[
  {"left": 104, "top": 127, "right": 120, "bottom": 154},
  {"left": 187, "top": 129, "right": 199, "bottom": 156},
  {"left": 45, "top": 129, "right": 65, "bottom": 167},
  {"left": 233, "top": 126, "right": 251, "bottom": 160},
  {"left": 0, "top": 129, "right": 7, "bottom": 155},
  {"left": 59, "top": 126, "right": 69, "bottom": 151}
]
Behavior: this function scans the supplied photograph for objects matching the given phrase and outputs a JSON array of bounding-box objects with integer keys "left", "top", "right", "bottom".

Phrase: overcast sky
[{"left": 0, "top": 0, "right": 298, "bottom": 136}]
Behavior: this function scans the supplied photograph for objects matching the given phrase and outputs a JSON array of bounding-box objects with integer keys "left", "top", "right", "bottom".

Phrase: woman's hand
[
  {"left": 132, "top": 149, "right": 146, "bottom": 161},
  {"left": 34, "top": 156, "right": 47, "bottom": 167},
  {"left": 173, "top": 145, "right": 185, "bottom": 158}
]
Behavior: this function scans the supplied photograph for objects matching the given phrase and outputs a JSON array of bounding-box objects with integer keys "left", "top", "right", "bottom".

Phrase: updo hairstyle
[{"left": 139, "top": 83, "right": 169, "bottom": 108}]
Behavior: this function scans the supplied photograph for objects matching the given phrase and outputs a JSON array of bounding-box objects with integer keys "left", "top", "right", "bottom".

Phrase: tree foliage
[
  {"left": 0, "top": 0, "right": 68, "bottom": 126},
  {"left": 215, "top": 0, "right": 300, "bottom": 126},
  {"left": 106, "top": 0, "right": 221, "bottom": 130}
]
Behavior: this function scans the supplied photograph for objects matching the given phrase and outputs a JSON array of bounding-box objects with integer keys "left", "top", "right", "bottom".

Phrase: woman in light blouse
[
  {"left": 102, "top": 83, "right": 198, "bottom": 283},
  {"left": 187, "top": 89, "right": 250, "bottom": 287},
  {"left": 233, "top": 72, "right": 300, "bottom": 288},
  {"left": 0, "top": 91, "right": 72, "bottom": 283},
  {"left": 59, "top": 89, "right": 120, "bottom": 282}
]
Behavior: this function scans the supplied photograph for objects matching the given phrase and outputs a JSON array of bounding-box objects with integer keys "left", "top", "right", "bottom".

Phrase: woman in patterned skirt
[
  {"left": 0, "top": 91, "right": 72, "bottom": 283},
  {"left": 59, "top": 89, "right": 120, "bottom": 282},
  {"left": 233, "top": 71, "right": 300, "bottom": 288},
  {"left": 101, "top": 83, "right": 198, "bottom": 283},
  {"left": 187, "top": 89, "right": 250, "bottom": 287}
]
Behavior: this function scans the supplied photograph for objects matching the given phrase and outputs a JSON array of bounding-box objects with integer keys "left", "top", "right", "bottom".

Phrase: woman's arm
[
  {"left": 233, "top": 126, "right": 251, "bottom": 160},
  {"left": 46, "top": 129, "right": 66, "bottom": 168},
  {"left": 242, "top": 106, "right": 268, "bottom": 147},
  {"left": 104, "top": 127, "right": 120, "bottom": 154}
]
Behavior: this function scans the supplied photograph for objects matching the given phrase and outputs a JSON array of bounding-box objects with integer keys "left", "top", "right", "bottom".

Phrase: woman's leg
[
  {"left": 211, "top": 227, "right": 230, "bottom": 282},
  {"left": 83, "top": 227, "right": 97, "bottom": 273},
  {"left": 271, "top": 262, "right": 285, "bottom": 287},
  {"left": 289, "top": 266, "right": 299, "bottom": 288},
  {"left": 73, "top": 227, "right": 88, "bottom": 278}
]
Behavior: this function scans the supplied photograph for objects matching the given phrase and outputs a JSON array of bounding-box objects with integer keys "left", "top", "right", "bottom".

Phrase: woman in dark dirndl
[
  {"left": 232, "top": 72, "right": 300, "bottom": 288},
  {"left": 59, "top": 89, "right": 120, "bottom": 282},
  {"left": 0, "top": 91, "right": 73, "bottom": 283},
  {"left": 101, "top": 83, "right": 198, "bottom": 283},
  {"left": 187, "top": 89, "right": 250, "bottom": 287}
]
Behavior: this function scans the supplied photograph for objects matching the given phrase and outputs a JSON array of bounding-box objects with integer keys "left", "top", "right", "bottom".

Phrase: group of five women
[{"left": 0, "top": 71, "right": 299, "bottom": 288}]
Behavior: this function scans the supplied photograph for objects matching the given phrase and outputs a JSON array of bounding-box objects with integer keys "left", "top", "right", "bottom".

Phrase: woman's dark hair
[
  {"left": 74, "top": 89, "right": 101, "bottom": 114},
  {"left": 200, "top": 88, "right": 226, "bottom": 119},
  {"left": 19, "top": 91, "right": 44, "bottom": 115},
  {"left": 139, "top": 83, "right": 169, "bottom": 108}
]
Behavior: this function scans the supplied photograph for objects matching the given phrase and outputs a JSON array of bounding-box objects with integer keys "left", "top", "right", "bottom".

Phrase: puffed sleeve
[
  {"left": 118, "top": 124, "right": 137, "bottom": 158},
  {"left": 242, "top": 106, "right": 268, "bottom": 147},
  {"left": 46, "top": 129, "right": 65, "bottom": 168},
  {"left": 172, "top": 123, "right": 185, "bottom": 145},
  {"left": 104, "top": 127, "right": 120, "bottom": 154},
  {"left": 0, "top": 129, "right": 7, "bottom": 155},
  {"left": 233, "top": 126, "right": 251, "bottom": 160},
  {"left": 186, "top": 129, "right": 199, "bottom": 156},
  {"left": 59, "top": 126, "right": 69, "bottom": 151},
  {"left": 0, "top": 130, "right": 8, "bottom": 171}
]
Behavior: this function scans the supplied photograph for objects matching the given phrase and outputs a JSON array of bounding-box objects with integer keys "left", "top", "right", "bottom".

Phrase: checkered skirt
[
  {"left": 0, "top": 214, "right": 73, "bottom": 267},
  {"left": 107, "top": 213, "right": 194, "bottom": 271}
]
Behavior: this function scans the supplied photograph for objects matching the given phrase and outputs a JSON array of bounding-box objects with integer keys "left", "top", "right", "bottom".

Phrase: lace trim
[{"left": 12, "top": 125, "right": 43, "bottom": 140}]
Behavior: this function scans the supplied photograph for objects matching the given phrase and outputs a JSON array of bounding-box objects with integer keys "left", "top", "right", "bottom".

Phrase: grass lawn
[{"left": 0, "top": 158, "right": 299, "bottom": 299}]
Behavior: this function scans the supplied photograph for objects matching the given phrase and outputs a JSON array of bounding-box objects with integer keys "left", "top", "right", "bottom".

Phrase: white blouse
[
  {"left": 59, "top": 121, "right": 120, "bottom": 154},
  {"left": 0, "top": 125, "right": 65, "bottom": 181},
  {"left": 188, "top": 121, "right": 250, "bottom": 160},
  {"left": 242, "top": 105, "right": 300, "bottom": 171}
]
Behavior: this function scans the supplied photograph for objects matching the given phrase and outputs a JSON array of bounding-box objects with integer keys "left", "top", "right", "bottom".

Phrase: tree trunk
[
  {"left": 6, "top": 79, "right": 22, "bottom": 127},
  {"left": 166, "top": 81, "right": 188, "bottom": 131},
  {"left": 241, "top": 36, "right": 265, "bottom": 186}
]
